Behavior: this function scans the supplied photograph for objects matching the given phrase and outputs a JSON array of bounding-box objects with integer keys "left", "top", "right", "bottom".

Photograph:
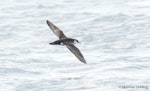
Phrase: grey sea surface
[{"left": 0, "top": 0, "right": 150, "bottom": 91}]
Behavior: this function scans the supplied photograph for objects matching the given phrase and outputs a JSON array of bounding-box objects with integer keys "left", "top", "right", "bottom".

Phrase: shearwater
[{"left": 46, "top": 20, "right": 86, "bottom": 64}]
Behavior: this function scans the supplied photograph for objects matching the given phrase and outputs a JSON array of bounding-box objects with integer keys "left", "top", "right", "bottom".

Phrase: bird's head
[{"left": 75, "top": 39, "right": 80, "bottom": 43}]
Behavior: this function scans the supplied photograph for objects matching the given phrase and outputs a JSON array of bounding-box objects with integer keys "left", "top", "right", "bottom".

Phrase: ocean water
[{"left": 0, "top": 0, "right": 150, "bottom": 91}]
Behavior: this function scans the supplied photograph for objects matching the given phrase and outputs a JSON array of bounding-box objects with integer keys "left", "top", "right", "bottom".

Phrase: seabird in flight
[{"left": 46, "top": 20, "right": 86, "bottom": 64}]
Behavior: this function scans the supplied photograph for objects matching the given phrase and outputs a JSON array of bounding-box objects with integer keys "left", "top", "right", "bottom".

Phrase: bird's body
[
  {"left": 46, "top": 20, "right": 86, "bottom": 64},
  {"left": 50, "top": 38, "right": 77, "bottom": 45}
]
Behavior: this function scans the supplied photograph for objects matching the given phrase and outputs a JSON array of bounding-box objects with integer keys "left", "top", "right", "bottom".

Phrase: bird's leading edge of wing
[{"left": 46, "top": 20, "right": 67, "bottom": 39}]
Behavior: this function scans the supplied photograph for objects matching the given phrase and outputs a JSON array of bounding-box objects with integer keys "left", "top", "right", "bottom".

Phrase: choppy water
[{"left": 0, "top": 0, "right": 150, "bottom": 91}]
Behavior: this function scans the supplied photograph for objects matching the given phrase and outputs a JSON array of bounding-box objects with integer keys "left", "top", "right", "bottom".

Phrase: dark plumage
[{"left": 46, "top": 20, "right": 86, "bottom": 64}]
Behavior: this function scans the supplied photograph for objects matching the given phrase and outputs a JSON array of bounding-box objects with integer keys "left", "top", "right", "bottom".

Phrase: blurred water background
[{"left": 0, "top": 0, "right": 150, "bottom": 91}]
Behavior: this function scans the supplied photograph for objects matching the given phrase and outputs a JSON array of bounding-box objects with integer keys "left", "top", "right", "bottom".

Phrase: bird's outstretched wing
[
  {"left": 46, "top": 20, "right": 67, "bottom": 39},
  {"left": 66, "top": 44, "right": 86, "bottom": 64}
]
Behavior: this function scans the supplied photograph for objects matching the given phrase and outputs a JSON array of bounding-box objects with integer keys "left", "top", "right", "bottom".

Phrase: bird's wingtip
[
  {"left": 46, "top": 20, "right": 49, "bottom": 24},
  {"left": 83, "top": 62, "right": 87, "bottom": 64},
  {"left": 46, "top": 20, "right": 52, "bottom": 26},
  {"left": 83, "top": 61, "right": 87, "bottom": 64},
  {"left": 81, "top": 59, "right": 87, "bottom": 64}
]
